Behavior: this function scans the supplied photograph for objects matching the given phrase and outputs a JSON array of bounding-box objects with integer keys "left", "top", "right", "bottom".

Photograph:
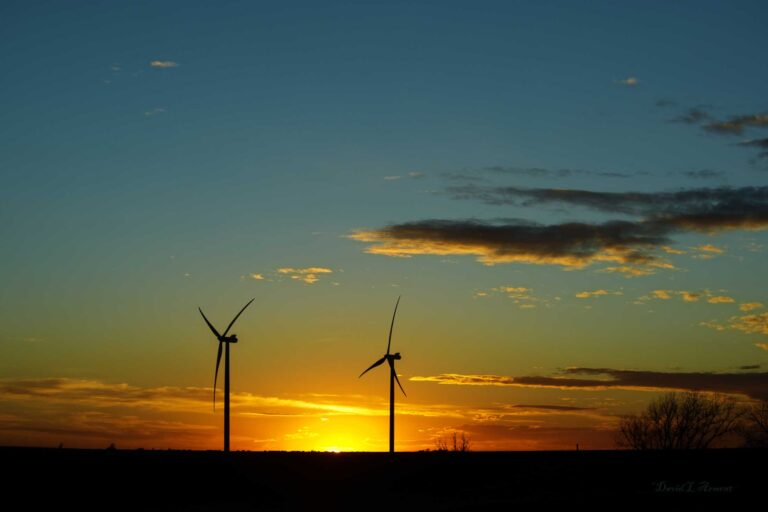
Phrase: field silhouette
[{"left": 4, "top": 446, "right": 759, "bottom": 510}]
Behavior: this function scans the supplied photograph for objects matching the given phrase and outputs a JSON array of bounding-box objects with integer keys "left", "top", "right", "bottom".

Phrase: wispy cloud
[
  {"left": 277, "top": 267, "right": 333, "bottom": 284},
  {"left": 682, "top": 169, "right": 725, "bottom": 180},
  {"left": 384, "top": 171, "right": 425, "bottom": 181},
  {"left": 704, "top": 113, "right": 768, "bottom": 135},
  {"left": 679, "top": 291, "right": 702, "bottom": 302},
  {"left": 692, "top": 243, "right": 725, "bottom": 260},
  {"left": 671, "top": 108, "right": 711, "bottom": 125},
  {"left": 655, "top": 99, "right": 677, "bottom": 108},
  {"left": 512, "top": 404, "right": 594, "bottom": 411},
  {"left": 144, "top": 107, "right": 167, "bottom": 117},
  {"left": 481, "top": 166, "right": 632, "bottom": 179},
  {"left": 411, "top": 367, "right": 768, "bottom": 399},
  {"left": 662, "top": 246, "right": 686, "bottom": 255},
  {"left": 737, "top": 138, "right": 768, "bottom": 149},
  {"left": 598, "top": 266, "right": 656, "bottom": 278},
  {"left": 477, "top": 285, "right": 541, "bottom": 308},
  {"left": 737, "top": 138, "right": 768, "bottom": 159},
  {"left": 575, "top": 289, "right": 622, "bottom": 299},
  {"left": 150, "top": 60, "right": 179, "bottom": 68},
  {"left": 729, "top": 313, "right": 768, "bottom": 335},
  {"left": 447, "top": 185, "right": 768, "bottom": 223},
  {"left": 249, "top": 273, "right": 265, "bottom": 281},
  {"left": 669, "top": 105, "right": 768, "bottom": 161},
  {"left": 702, "top": 312, "right": 768, "bottom": 342},
  {"left": 708, "top": 295, "right": 735, "bottom": 304},
  {"left": 740, "top": 302, "right": 764, "bottom": 312},
  {"left": 695, "top": 243, "right": 724, "bottom": 254},
  {"left": 615, "top": 76, "right": 638, "bottom": 87},
  {"left": 643, "top": 289, "right": 738, "bottom": 304}
]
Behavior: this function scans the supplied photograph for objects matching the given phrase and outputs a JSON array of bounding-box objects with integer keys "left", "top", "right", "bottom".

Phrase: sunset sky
[{"left": 2, "top": 0, "right": 767, "bottom": 452}]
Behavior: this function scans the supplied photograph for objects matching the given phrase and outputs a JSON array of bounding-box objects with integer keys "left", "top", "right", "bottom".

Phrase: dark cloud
[
  {"left": 437, "top": 166, "right": 638, "bottom": 183},
  {"left": 669, "top": 106, "right": 768, "bottom": 161},
  {"left": 353, "top": 186, "right": 768, "bottom": 268},
  {"left": 412, "top": 368, "right": 768, "bottom": 400},
  {"left": 681, "top": 169, "right": 725, "bottom": 180},
  {"left": 739, "top": 364, "right": 761, "bottom": 370},
  {"left": 737, "top": 138, "right": 768, "bottom": 160},
  {"left": 351, "top": 218, "right": 669, "bottom": 267},
  {"left": 671, "top": 108, "right": 711, "bottom": 125},
  {"left": 484, "top": 166, "right": 632, "bottom": 179},
  {"left": 704, "top": 113, "right": 768, "bottom": 135},
  {"left": 512, "top": 404, "right": 594, "bottom": 411},
  {"left": 439, "top": 171, "right": 486, "bottom": 182},
  {"left": 447, "top": 185, "right": 768, "bottom": 227},
  {"left": 655, "top": 99, "right": 677, "bottom": 108},
  {"left": 737, "top": 138, "right": 768, "bottom": 148}
]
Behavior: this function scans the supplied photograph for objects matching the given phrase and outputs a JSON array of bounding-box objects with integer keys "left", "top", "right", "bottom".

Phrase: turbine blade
[
  {"left": 213, "top": 340, "right": 223, "bottom": 411},
  {"left": 359, "top": 356, "right": 386, "bottom": 378},
  {"left": 386, "top": 296, "right": 401, "bottom": 355},
  {"left": 389, "top": 359, "right": 407, "bottom": 397},
  {"left": 223, "top": 298, "right": 255, "bottom": 337},
  {"left": 199, "top": 308, "right": 222, "bottom": 339}
]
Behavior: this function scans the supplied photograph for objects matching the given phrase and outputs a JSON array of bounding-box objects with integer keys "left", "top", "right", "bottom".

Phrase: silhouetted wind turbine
[
  {"left": 199, "top": 298, "right": 254, "bottom": 452},
  {"left": 359, "top": 296, "right": 406, "bottom": 454}
]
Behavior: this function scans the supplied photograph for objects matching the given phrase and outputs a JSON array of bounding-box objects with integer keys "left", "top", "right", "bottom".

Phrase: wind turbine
[
  {"left": 359, "top": 296, "right": 406, "bottom": 454},
  {"left": 198, "top": 298, "right": 254, "bottom": 452}
]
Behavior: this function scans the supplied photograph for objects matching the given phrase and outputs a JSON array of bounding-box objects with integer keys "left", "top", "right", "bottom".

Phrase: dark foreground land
[{"left": 3, "top": 447, "right": 760, "bottom": 510}]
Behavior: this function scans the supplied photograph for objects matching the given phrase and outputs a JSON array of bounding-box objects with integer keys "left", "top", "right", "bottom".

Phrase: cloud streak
[
  {"left": 411, "top": 367, "right": 768, "bottom": 400},
  {"left": 352, "top": 185, "right": 768, "bottom": 269},
  {"left": 277, "top": 267, "right": 333, "bottom": 284},
  {"left": 615, "top": 76, "right": 638, "bottom": 87},
  {"left": 150, "top": 60, "right": 179, "bottom": 68},
  {"left": 447, "top": 185, "right": 768, "bottom": 225},
  {"left": 704, "top": 113, "right": 768, "bottom": 135},
  {"left": 351, "top": 218, "right": 670, "bottom": 268},
  {"left": 575, "top": 289, "right": 621, "bottom": 299},
  {"left": 0, "top": 378, "right": 471, "bottom": 420}
]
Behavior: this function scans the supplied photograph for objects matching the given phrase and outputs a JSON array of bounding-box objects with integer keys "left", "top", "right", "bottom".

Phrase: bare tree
[
  {"left": 434, "top": 436, "right": 449, "bottom": 452},
  {"left": 740, "top": 400, "right": 768, "bottom": 447},
  {"left": 434, "top": 431, "right": 472, "bottom": 452},
  {"left": 617, "top": 392, "right": 743, "bottom": 450}
]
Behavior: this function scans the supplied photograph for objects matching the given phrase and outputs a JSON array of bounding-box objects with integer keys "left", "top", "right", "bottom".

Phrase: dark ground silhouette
[{"left": 2, "top": 447, "right": 760, "bottom": 510}]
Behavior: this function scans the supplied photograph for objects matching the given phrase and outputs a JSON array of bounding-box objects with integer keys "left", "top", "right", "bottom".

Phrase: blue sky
[{"left": 1, "top": 1, "right": 767, "bottom": 450}]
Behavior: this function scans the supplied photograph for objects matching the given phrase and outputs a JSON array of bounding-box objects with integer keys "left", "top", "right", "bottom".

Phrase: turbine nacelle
[
  {"left": 389, "top": 352, "right": 401, "bottom": 361},
  {"left": 222, "top": 334, "right": 238, "bottom": 344}
]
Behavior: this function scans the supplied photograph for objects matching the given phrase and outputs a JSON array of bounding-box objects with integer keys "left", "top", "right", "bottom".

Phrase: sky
[{"left": 1, "top": 0, "right": 767, "bottom": 452}]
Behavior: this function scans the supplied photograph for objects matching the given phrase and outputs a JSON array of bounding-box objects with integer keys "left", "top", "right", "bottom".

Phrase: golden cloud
[
  {"left": 708, "top": 295, "right": 735, "bottom": 304},
  {"left": 695, "top": 244, "right": 724, "bottom": 254},
  {"left": 150, "top": 60, "right": 179, "bottom": 68},
  {"left": 730, "top": 313, "right": 768, "bottom": 335},
  {"left": 349, "top": 225, "right": 659, "bottom": 269},
  {"left": 277, "top": 267, "right": 333, "bottom": 284},
  {"left": 680, "top": 291, "right": 702, "bottom": 302},
  {"left": 575, "top": 289, "right": 621, "bottom": 299},
  {"left": 599, "top": 266, "right": 656, "bottom": 277}
]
